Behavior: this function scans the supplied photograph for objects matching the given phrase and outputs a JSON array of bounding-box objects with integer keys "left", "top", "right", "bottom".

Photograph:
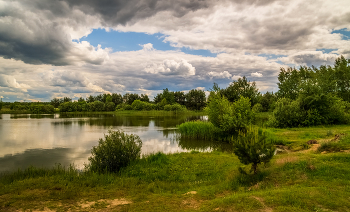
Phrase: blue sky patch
[
  {"left": 316, "top": 48, "right": 337, "bottom": 54},
  {"left": 75, "top": 28, "right": 216, "bottom": 57},
  {"left": 332, "top": 28, "right": 350, "bottom": 40}
]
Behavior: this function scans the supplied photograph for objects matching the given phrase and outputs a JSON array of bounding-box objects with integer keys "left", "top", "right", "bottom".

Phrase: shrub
[
  {"left": 131, "top": 100, "right": 145, "bottom": 110},
  {"left": 87, "top": 130, "right": 142, "bottom": 173},
  {"left": 105, "top": 102, "right": 115, "bottom": 111},
  {"left": 124, "top": 105, "right": 133, "bottom": 110},
  {"left": 232, "top": 127, "right": 275, "bottom": 174},
  {"left": 206, "top": 87, "right": 254, "bottom": 133},
  {"left": 164, "top": 104, "right": 172, "bottom": 111},
  {"left": 317, "top": 135, "right": 350, "bottom": 153},
  {"left": 252, "top": 103, "right": 263, "bottom": 112}
]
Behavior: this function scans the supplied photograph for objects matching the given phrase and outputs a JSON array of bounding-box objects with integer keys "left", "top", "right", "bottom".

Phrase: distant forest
[{"left": 1, "top": 56, "right": 349, "bottom": 117}]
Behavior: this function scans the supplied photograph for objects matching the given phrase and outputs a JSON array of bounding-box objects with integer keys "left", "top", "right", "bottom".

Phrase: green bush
[
  {"left": 131, "top": 100, "right": 145, "bottom": 110},
  {"left": 268, "top": 95, "right": 350, "bottom": 128},
  {"left": 87, "top": 130, "right": 142, "bottom": 173},
  {"left": 164, "top": 104, "right": 172, "bottom": 111},
  {"left": 252, "top": 103, "right": 263, "bottom": 112},
  {"left": 232, "top": 127, "right": 275, "bottom": 174},
  {"left": 105, "top": 102, "right": 115, "bottom": 111}
]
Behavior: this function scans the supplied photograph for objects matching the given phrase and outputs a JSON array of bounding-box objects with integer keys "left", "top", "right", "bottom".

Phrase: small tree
[
  {"left": 0, "top": 98, "right": 2, "bottom": 111},
  {"left": 232, "top": 127, "right": 275, "bottom": 174},
  {"left": 87, "top": 130, "right": 142, "bottom": 173}
]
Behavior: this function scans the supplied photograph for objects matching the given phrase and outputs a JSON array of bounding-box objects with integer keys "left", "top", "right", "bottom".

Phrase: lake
[{"left": 0, "top": 113, "right": 223, "bottom": 172}]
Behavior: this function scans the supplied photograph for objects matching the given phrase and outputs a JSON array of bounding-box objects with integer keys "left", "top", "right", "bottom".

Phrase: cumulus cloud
[
  {"left": 0, "top": 74, "right": 30, "bottom": 92},
  {"left": 42, "top": 70, "right": 111, "bottom": 93},
  {"left": 208, "top": 71, "right": 232, "bottom": 79},
  {"left": 251, "top": 72, "right": 263, "bottom": 77},
  {"left": 144, "top": 59, "right": 195, "bottom": 76},
  {"left": 278, "top": 51, "right": 339, "bottom": 66}
]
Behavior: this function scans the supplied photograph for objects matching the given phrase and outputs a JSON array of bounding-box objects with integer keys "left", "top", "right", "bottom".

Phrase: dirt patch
[
  {"left": 25, "top": 208, "right": 56, "bottom": 212},
  {"left": 275, "top": 155, "right": 299, "bottom": 165},
  {"left": 79, "top": 198, "right": 131, "bottom": 209},
  {"left": 182, "top": 198, "right": 201, "bottom": 209},
  {"left": 302, "top": 144, "right": 320, "bottom": 153},
  {"left": 251, "top": 196, "right": 273, "bottom": 212},
  {"left": 184, "top": 191, "right": 197, "bottom": 195}
]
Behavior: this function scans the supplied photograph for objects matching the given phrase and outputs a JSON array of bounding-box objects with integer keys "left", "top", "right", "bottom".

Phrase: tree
[
  {"left": 334, "top": 56, "right": 350, "bottom": 102},
  {"left": 86, "top": 95, "right": 95, "bottom": 103},
  {"left": 63, "top": 97, "right": 72, "bottom": 103},
  {"left": 185, "top": 89, "right": 206, "bottom": 110},
  {"left": 123, "top": 93, "right": 140, "bottom": 105},
  {"left": 50, "top": 98, "right": 60, "bottom": 108},
  {"left": 174, "top": 91, "right": 186, "bottom": 105},
  {"left": 111, "top": 93, "right": 123, "bottom": 106},
  {"left": 0, "top": 98, "right": 2, "bottom": 111},
  {"left": 233, "top": 127, "right": 275, "bottom": 174},
  {"left": 258, "top": 91, "right": 277, "bottom": 112},
  {"left": 221, "top": 76, "right": 260, "bottom": 106},
  {"left": 140, "top": 94, "right": 150, "bottom": 102}
]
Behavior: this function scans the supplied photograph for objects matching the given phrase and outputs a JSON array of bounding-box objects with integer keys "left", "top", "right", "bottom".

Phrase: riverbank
[
  {"left": 1, "top": 150, "right": 350, "bottom": 212},
  {"left": 0, "top": 109, "right": 207, "bottom": 116}
]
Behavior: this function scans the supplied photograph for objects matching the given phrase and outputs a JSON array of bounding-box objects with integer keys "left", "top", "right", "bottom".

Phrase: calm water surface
[{"left": 0, "top": 113, "right": 221, "bottom": 172}]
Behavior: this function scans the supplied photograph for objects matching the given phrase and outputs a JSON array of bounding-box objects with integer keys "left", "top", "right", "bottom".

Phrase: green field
[{"left": 1, "top": 125, "right": 350, "bottom": 212}]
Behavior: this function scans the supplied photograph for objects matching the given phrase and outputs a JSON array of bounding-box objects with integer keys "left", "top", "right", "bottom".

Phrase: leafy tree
[
  {"left": 106, "top": 95, "right": 112, "bottom": 103},
  {"left": 333, "top": 56, "right": 350, "bottom": 102},
  {"left": 174, "top": 91, "right": 186, "bottom": 105},
  {"left": 78, "top": 97, "right": 85, "bottom": 103},
  {"left": 206, "top": 83, "right": 254, "bottom": 133},
  {"left": 86, "top": 95, "right": 95, "bottom": 103},
  {"left": 105, "top": 102, "right": 115, "bottom": 111},
  {"left": 111, "top": 93, "right": 123, "bottom": 106},
  {"left": 95, "top": 94, "right": 104, "bottom": 102},
  {"left": 0, "top": 98, "right": 3, "bottom": 111},
  {"left": 140, "top": 94, "right": 150, "bottom": 102},
  {"left": 50, "top": 98, "right": 60, "bottom": 108},
  {"left": 232, "top": 127, "right": 275, "bottom": 174},
  {"left": 63, "top": 97, "right": 72, "bottom": 103},
  {"left": 258, "top": 91, "right": 277, "bottom": 112},
  {"left": 185, "top": 89, "right": 206, "bottom": 110},
  {"left": 221, "top": 76, "right": 260, "bottom": 106},
  {"left": 123, "top": 93, "right": 140, "bottom": 105}
]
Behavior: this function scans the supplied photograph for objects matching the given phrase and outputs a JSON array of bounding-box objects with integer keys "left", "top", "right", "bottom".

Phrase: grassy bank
[{"left": 1, "top": 150, "right": 350, "bottom": 211}]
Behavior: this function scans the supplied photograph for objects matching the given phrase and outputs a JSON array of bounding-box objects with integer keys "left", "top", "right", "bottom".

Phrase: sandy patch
[
  {"left": 251, "top": 196, "right": 273, "bottom": 212},
  {"left": 79, "top": 198, "right": 131, "bottom": 209},
  {"left": 184, "top": 191, "right": 197, "bottom": 195},
  {"left": 275, "top": 155, "right": 299, "bottom": 165},
  {"left": 182, "top": 198, "right": 201, "bottom": 209}
]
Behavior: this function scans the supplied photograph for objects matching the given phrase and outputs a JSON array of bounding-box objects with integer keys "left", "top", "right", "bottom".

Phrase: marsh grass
[{"left": 177, "top": 120, "right": 222, "bottom": 140}]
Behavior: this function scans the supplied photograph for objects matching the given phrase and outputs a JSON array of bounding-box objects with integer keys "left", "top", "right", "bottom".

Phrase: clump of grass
[
  {"left": 177, "top": 121, "right": 221, "bottom": 140},
  {"left": 317, "top": 135, "right": 350, "bottom": 153}
]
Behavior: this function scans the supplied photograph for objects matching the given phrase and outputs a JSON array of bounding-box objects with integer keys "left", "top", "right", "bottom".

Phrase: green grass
[
  {"left": 177, "top": 121, "right": 220, "bottom": 140},
  {"left": 115, "top": 110, "right": 207, "bottom": 116},
  {"left": 317, "top": 135, "right": 350, "bottom": 153},
  {"left": 264, "top": 125, "right": 350, "bottom": 151},
  {"left": 1, "top": 151, "right": 350, "bottom": 211}
]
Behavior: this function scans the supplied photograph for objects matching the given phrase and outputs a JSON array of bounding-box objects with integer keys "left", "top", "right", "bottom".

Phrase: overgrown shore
[{"left": 1, "top": 126, "right": 350, "bottom": 212}]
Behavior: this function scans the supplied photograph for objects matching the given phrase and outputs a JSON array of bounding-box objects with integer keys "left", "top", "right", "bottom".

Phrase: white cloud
[
  {"left": 208, "top": 71, "right": 232, "bottom": 79},
  {"left": 144, "top": 59, "right": 196, "bottom": 76},
  {"left": 251, "top": 72, "right": 263, "bottom": 77},
  {"left": 0, "top": 74, "right": 30, "bottom": 92}
]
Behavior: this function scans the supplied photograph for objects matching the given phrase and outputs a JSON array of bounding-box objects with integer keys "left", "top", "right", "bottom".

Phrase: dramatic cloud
[{"left": 0, "top": 0, "right": 349, "bottom": 101}]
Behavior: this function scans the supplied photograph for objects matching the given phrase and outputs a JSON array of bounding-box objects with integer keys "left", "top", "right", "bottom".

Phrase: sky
[{"left": 0, "top": 0, "right": 349, "bottom": 102}]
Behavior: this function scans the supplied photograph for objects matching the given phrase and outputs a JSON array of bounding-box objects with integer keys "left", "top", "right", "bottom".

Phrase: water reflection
[{"left": 0, "top": 113, "right": 226, "bottom": 172}]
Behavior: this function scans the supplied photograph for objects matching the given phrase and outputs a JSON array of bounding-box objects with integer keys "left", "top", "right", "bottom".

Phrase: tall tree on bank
[{"left": 221, "top": 76, "right": 260, "bottom": 106}]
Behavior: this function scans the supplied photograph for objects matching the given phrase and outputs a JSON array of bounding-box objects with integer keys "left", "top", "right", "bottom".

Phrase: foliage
[
  {"left": 0, "top": 98, "right": 2, "bottom": 111},
  {"left": 268, "top": 95, "right": 350, "bottom": 128},
  {"left": 232, "top": 127, "right": 275, "bottom": 174},
  {"left": 105, "top": 102, "right": 115, "bottom": 111},
  {"left": 87, "top": 130, "right": 142, "bottom": 173},
  {"left": 258, "top": 91, "right": 277, "bottom": 112},
  {"left": 185, "top": 89, "right": 206, "bottom": 110},
  {"left": 221, "top": 76, "right": 260, "bottom": 106},
  {"left": 206, "top": 84, "right": 255, "bottom": 133},
  {"left": 252, "top": 103, "right": 263, "bottom": 112},
  {"left": 163, "top": 103, "right": 186, "bottom": 112}
]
